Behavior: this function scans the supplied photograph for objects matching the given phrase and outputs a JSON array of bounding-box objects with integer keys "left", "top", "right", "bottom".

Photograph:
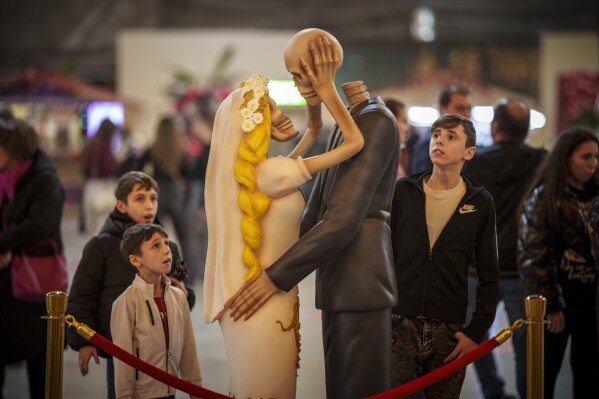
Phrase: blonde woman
[{"left": 203, "top": 34, "right": 363, "bottom": 399}]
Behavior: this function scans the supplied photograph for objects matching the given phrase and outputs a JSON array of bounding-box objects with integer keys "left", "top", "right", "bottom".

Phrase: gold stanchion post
[
  {"left": 45, "top": 291, "right": 68, "bottom": 399},
  {"left": 525, "top": 295, "right": 546, "bottom": 399}
]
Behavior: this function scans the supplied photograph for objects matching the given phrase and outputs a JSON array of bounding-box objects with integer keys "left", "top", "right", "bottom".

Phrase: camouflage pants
[{"left": 391, "top": 315, "right": 466, "bottom": 399}]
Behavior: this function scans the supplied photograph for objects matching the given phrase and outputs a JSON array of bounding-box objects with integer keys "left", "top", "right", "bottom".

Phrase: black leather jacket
[{"left": 518, "top": 184, "right": 597, "bottom": 314}]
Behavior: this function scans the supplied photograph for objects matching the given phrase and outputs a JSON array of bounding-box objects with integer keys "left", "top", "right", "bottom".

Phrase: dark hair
[
  {"left": 439, "top": 84, "right": 471, "bottom": 108},
  {"left": 0, "top": 117, "right": 39, "bottom": 163},
  {"left": 383, "top": 98, "right": 405, "bottom": 118},
  {"left": 0, "top": 108, "right": 13, "bottom": 122},
  {"left": 431, "top": 114, "right": 476, "bottom": 147},
  {"left": 120, "top": 223, "right": 168, "bottom": 258},
  {"left": 528, "top": 126, "right": 599, "bottom": 230},
  {"left": 149, "top": 116, "right": 185, "bottom": 178},
  {"left": 492, "top": 96, "right": 530, "bottom": 141},
  {"left": 93, "top": 119, "right": 117, "bottom": 143},
  {"left": 114, "top": 171, "right": 159, "bottom": 202}
]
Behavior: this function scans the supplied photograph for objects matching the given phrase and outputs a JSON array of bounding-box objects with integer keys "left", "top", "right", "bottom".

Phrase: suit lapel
[
  {"left": 327, "top": 125, "right": 342, "bottom": 151},
  {"left": 316, "top": 126, "right": 342, "bottom": 211}
]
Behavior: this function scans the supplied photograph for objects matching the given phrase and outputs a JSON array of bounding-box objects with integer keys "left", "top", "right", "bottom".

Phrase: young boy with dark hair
[
  {"left": 111, "top": 223, "right": 201, "bottom": 399},
  {"left": 67, "top": 171, "right": 194, "bottom": 399},
  {"left": 390, "top": 114, "right": 499, "bottom": 398}
]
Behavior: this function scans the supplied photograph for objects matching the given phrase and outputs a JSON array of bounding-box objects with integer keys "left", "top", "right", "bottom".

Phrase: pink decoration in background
[{"left": 557, "top": 71, "right": 599, "bottom": 133}]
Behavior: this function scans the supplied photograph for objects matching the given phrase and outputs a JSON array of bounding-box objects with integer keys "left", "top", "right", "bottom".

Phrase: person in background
[
  {"left": 588, "top": 180, "right": 599, "bottom": 396},
  {"left": 67, "top": 171, "right": 193, "bottom": 399},
  {"left": 409, "top": 84, "right": 473, "bottom": 175},
  {"left": 518, "top": 126, "right": 599, "bottom": 398},
  {"left": 0, "top": 116, "right": 65, "bottom": 399},
  {"left": 82, "top": 118, "right": 120, "bottom": 180},
  {"left": 81, "top": 118, "right": 120, "bottom": 234},
  {"left": 463, "top": 96, "right": 547, "bottom": 399},
  {"left": 181, "top": 94, "right": 217, "bottom": 282},
  {"left": 384, "top": 98, "right": 412, "bottom": 178}
]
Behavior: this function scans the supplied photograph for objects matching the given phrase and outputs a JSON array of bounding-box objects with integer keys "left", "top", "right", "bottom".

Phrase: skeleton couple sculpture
[{"left": 203, "top": 28, "right": 399, "bottom": 399}]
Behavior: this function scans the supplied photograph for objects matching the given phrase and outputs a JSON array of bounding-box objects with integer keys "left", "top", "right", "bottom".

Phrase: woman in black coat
[{"left": 0, "top": 116, "right": 65, "bottom": 399}]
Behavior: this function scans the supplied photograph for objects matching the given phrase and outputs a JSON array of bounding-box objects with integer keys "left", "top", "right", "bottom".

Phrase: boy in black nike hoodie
[{"left": 390, "top": 114, "right": 499, "bottom": 398}]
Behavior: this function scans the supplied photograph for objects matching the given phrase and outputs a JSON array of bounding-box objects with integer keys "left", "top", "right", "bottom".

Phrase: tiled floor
[{"left": 3, "top": 204, "right": 573, "bottom": 398}]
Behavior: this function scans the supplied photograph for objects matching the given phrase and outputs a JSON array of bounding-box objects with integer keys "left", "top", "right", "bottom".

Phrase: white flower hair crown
[{"left": 239, "top": 74, "right": 269, "bottom": 133}]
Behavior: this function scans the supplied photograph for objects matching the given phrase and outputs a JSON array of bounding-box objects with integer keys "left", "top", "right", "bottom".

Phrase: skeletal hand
[
  {"left": 300, "top": 36, "right": 340, "bottom": 92},
  {"left": 224, "top": 270, "right": 279, "bottom": 321}
]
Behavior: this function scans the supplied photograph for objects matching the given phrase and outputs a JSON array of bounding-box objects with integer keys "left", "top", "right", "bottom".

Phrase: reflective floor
[{"left": 3, "top": 204, "right": 573, "bottom": 398}]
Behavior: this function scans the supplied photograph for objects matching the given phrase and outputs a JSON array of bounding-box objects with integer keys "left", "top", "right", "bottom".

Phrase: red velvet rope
[
  {"left": 367, "top": 338, "right": 500, "bottom": 399},
  {"left": 89, "top": 333, "right": 230, "bottom": 399},
  {"left": 87, "top": 321, "right": 500, "bottom": 399}
]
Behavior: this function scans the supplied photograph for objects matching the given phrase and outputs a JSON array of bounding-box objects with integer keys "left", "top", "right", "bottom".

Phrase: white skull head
[{"left": 283, "top": 28, "right": 344, "bottom": 106}]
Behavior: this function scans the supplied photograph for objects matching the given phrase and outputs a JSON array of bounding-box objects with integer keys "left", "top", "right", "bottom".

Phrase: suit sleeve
[
  {"left": 462, "top": 193, "right": 500, "bottom": 342},
  {"left": 267, "top": 111, "right": 397, "bottom": 290}
]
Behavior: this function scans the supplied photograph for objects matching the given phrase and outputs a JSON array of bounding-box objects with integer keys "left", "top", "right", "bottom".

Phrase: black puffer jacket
[
  {"left": 0, "top": 150, "right": 64, "bottom": 362},
  {"left": 464, "top": 142, "right": 547, "bottom": 277},
  {"left": 518, "top": 184, "right": 597, "bottom": 314},
  {"left": 66, "top": 210, "right": 194, "bottom": 357}
]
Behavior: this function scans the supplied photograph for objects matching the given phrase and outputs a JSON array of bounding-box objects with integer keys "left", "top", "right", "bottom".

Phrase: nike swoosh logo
[{"left": 459, "top": 205, "right": 476, "bottom": 214}]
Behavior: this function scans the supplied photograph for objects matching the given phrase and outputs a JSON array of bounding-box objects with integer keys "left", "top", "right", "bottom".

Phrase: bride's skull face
[{"left": 283, "top": 28, "right": 343, "bottom": 106}]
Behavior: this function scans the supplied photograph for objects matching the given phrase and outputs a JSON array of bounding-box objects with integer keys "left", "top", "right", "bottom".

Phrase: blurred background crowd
[{"left": 0, "top": 1, "right": 597, "bottom": 398}]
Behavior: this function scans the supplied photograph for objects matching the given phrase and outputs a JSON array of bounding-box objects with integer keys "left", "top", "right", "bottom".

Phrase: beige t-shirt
[{"left": 423, "top": 177, "right": 467, "bottom": 248}]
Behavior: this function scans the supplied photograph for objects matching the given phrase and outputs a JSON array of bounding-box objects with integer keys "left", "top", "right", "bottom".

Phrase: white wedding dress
[{"left": 203, "top": 83, "right": 311, "bottom": 399}]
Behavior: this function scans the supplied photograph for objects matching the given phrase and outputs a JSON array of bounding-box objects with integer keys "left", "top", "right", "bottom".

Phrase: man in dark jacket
[
  {"left": 463, "top": 96, "right": 547, "bottom": 399},
  {"left": 409, "top": 84, "right": 473, "bottom": 174}
]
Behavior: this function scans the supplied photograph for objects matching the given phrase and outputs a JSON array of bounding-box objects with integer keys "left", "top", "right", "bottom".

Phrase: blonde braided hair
[{"left": 234, "top": 74, "right": 272, "bottom": 283}]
